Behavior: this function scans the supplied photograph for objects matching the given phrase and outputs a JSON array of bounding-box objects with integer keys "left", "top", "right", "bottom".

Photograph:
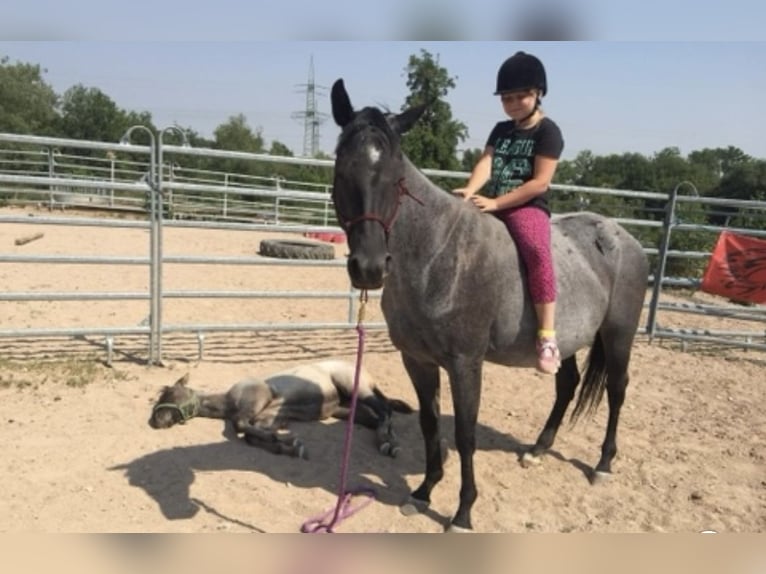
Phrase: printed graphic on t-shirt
[{"left": 489, "top": 135, "right": 535, "bottom": 197}]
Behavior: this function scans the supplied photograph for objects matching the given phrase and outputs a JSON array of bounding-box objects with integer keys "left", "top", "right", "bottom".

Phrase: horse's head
[
  {"left": 331, "top": 78, "right": 426, "bottom": 289},
  {"left": 148, "top": 373, "right": 200, "bottom": 429}
]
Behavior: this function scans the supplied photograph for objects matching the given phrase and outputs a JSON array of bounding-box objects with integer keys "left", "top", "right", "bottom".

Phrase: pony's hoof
[
  {"left": 379, "top": 441, "right": 401, "bottom": 458},
  {"left": 400, "top": 496, "right": 429, "bottom": 516},
  {"left": 291, "top": 440, "right": 308, "bottom": 460},
  {"left": 520, "top": 451, "right": 542, "bottom": 468},
  {"left": 445, "top": 524, "right": 472, "bottom": 533},
  {"left": 590, "top": 470, "right": 611, "bottom": 485}
]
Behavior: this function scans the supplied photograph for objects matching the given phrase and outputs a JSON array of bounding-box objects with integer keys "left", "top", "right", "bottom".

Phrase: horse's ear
[
  {"left": 174, "top": 373, "right": 190, "bottom": 387},
  {"left": 391, "top": 103, "right": 427, "bottom": 135},
  {"left": 331, "top": 79, "right": 354, "bottom": 128}
]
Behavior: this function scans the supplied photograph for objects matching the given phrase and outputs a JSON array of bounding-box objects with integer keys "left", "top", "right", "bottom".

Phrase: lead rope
[{"left": 300, "top": 290, "right": 376, "bottom": 533}]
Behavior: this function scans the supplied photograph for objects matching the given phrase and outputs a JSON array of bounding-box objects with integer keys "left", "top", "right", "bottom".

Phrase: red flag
[{"left": 700, "top": 231, "right": 766, "bottom": 304}]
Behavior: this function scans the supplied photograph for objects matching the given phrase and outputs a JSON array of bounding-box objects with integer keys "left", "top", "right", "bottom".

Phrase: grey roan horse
[{"left": 330, "top": 79, "right": 650, "bottom": 532}]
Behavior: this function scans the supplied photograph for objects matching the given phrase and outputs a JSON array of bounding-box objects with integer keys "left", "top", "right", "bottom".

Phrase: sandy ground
[{"left": 0, "top": 206, "right": 764, "bottom": 533}]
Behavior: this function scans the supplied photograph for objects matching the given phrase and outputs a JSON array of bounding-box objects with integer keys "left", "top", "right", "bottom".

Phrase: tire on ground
[{"left": 258, "top": 239, "right": 336, "bottom": 260}]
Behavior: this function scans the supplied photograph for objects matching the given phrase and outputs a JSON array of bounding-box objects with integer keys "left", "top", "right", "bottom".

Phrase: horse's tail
[
  {"left": 373, "top": 387, "right": 415, "bottom": 414},
  {"left": 570, "top": 332, "right": 609, "bottom": 423}
]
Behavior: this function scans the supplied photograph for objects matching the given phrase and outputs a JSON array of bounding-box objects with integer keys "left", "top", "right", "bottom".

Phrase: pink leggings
[{"left": 495, "top": 205, "right": 556, "bottom": 304}]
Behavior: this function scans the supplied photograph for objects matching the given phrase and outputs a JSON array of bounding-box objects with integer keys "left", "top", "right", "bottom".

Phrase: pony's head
[
  {"left": 148, "top": 373, "right": 200, "bottom": 429},
  {"left": 330, "top": 78, "right": 426, "bottom": 289}
]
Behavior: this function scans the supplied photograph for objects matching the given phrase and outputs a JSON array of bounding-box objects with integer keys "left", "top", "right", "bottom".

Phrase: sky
[{"left": 1, "top": 3, "right": 765, "bottom": 162}]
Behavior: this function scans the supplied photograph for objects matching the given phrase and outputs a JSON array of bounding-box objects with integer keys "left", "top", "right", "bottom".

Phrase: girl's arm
[
  {"left": 453, "top": 146, "right": 493, "bottom": 199},
  {"left": 471, "top": 155, "right": 559, "bottom": 212}
]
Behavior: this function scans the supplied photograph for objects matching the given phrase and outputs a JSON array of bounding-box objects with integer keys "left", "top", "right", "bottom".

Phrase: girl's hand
[
  {"left": 452, "top": 187, "right": 474, "bottom": 201},
  {"left": 470, "top": 195, "right": 498, "bottom": 212}
]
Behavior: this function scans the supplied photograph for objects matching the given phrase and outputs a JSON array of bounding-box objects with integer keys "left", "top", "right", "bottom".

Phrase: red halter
[{"left": 334, "top": 178, "right": 423, "bottom": 238}]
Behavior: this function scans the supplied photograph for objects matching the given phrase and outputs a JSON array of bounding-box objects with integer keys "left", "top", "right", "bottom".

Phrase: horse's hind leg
[
  {"left": 331, "top": 403, "right": 400, "bottom": 456},
  {"left": 333, "top": 370, "right": 401, "bottom": 457},
  {"left": 522, "top": 355, "right": 580, "bottom": 468},
  {"left": 399, "top": 354, "right": 446, "bottom": 516},
  {"left": 592, "top": 331, "right": 633, "bottom": 484}
]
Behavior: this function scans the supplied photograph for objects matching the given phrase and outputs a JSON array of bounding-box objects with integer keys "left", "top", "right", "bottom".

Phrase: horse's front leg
[
  {"left": 241, "top": 420, "right": 307, "bottom": 459},
  {"left": 399, "top": 353, "right": 445, "bottom": 515},
  {"left": 444, "top": 355, "right": 483, "bottom": 532}
]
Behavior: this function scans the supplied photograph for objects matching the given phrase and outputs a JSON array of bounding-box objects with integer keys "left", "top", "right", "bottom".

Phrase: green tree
[
  {"left": 57, "top": 84, "right": 140, "bottom": 143},
  {"left": 688, "top": 146, "right": 750, "bottom": 186},
  {"left": 400, "top": 49, "right": 468, "bottom": 171},
  {"left": 213, "top": 114, "right": 265, "bottom": 178},
  {"left": 460, "top": 147, "right": 483, "bottom": 172},
  {"left": 0, "top": 56, "right": 58, "bottom": 134},
  {"left": 214, "top": 114, "right": 264, "bottom": 153},
  {"left": 269, "top": 140, "right": 294, "bottom": 157},
  {"left": 710, "top": 160, "right": 766, "bottom": 230}
]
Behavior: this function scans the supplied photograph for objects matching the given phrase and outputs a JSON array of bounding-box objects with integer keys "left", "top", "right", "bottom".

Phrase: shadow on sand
[{"left": 110, "top": 413, "right": 594, "bottom": 532}]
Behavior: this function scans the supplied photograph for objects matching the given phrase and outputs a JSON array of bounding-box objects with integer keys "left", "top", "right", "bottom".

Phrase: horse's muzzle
[{"left": 347, "top": 252, "right": 392, "bottom": 290}]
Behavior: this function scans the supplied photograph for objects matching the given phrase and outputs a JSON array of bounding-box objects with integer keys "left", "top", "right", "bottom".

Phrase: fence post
[
  {"left": 120, "top": 125, "right": 158, "bottom": 364},
  {"left": 646, "top": 182, "right": 697, "bottom": 341},
  {"left": 156, "top": 126, "right": 190, "bottom": 365},
  {"left": 47, "top": 147, "right": 57, "bottom": 210}
]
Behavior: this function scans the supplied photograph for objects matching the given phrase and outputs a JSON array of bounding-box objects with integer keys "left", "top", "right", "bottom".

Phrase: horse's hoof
[
  {"left": 445, "top": 524, "right": 473, "bottom": 533},
  {"left": 379, "top": 441, "right": 401, "bottom": 458},
  {"left": 291, "top": 440, "right": 308, "bottom": 460},
  {"left": 590, "top": 470, "right": 611, "bottom": 485},
  {"left": 400, "top": 496, "right": 429, "bottom": 516},
  {"left": 520, "top": 451, "right": 542, "bottom": 468}
]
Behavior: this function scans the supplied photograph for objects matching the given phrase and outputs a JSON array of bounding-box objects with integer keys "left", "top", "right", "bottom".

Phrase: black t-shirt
[{"left": 483, "top": 117, "right": 564, "bottom": 214}]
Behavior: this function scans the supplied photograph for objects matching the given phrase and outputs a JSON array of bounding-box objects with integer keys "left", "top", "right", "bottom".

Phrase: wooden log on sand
[{"left": 14, "top": 232, "right": 44, "bottom": 246}]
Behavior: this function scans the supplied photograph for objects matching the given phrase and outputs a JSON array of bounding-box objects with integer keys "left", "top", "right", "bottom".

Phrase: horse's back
[
  {"left": 552, "top": 211, "right": 648, "bottom": 349},
  {"left": 266, "top": 360, "right": 374, "bottom": 398},
  {"left": 553, "top": 211, "right": 646, "bottom": 264},
  {"left": 552, "top": 211, "right": 648, "bottom": 299}
]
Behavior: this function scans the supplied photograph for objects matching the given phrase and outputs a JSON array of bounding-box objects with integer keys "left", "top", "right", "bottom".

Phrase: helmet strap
[{"left": 518, "top": 98, "right": 541, "bottom": 126}]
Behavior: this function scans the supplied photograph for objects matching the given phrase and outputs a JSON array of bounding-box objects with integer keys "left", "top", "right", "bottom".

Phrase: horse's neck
[
  {"left": 394, "top": 158, "right": 461, "bottom": 242},
  {"left": 197, "top": 392, "right": 228, "bottom": 419}
]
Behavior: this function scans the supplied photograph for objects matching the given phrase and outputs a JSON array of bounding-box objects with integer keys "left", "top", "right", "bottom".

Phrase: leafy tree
[
  {"left": 460, "top": 147, "right": 483, "bottom": 172},
  {"left": 688, "top": 146, "right": 751, "bottom": 184},
  {"left": 269, "top": 140, "right": 294, "bottom": 157},
  {"left": 711, "top": 159, "right": 765, "bottom": 202},
  {"left": 710, "top": 160, "right": 766, "bottom": 230},
  {"left": 212, "top": 114, "right": 266, "bottom": 180},
  {"left": 57, "top": 84, "right": 139, "bottom": 143},
  {"left": 213, "top": 114, "right": 264, "bottom": 153},
  {"left": 400, "top": 49, "right": 468, "bottom": 172},
  {"left": 0, "top": 56, "right": 58, "bottom": 134}
]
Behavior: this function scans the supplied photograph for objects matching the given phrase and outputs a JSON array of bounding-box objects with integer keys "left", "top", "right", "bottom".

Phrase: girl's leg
[{"left": 498, "top": 206, "right": 560, "bottom": 374}]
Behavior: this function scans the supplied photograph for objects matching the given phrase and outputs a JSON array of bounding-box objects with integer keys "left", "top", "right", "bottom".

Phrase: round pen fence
[{"left": 1, "top": 130, "right": 764, "bottom": 364}]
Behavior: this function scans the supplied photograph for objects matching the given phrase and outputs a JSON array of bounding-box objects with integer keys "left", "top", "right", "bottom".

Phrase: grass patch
[{"left": 0, "top": 355, "right": 129, "bottom": 390}]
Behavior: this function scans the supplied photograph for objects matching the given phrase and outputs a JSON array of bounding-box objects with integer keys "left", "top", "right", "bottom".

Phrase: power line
[{"left": 291, "top": 55, "right": 329, "bottom": 157}]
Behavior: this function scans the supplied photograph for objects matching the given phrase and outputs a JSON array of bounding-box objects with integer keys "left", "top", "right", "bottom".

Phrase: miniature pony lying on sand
[{"left": 148, "top": 360, "right": 413, "bottom": 459}]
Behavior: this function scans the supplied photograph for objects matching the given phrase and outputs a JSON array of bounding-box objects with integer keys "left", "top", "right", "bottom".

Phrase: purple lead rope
[{"left": 300, "top": 291, "right": 376, "bottom": 533}]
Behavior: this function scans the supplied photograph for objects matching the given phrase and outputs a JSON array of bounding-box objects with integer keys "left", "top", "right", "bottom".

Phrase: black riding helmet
[{"left": 494, "top": 51, "right": 547, "bottom": 96}]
